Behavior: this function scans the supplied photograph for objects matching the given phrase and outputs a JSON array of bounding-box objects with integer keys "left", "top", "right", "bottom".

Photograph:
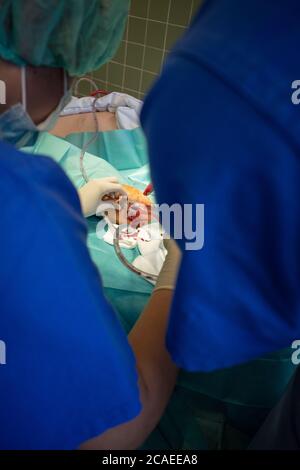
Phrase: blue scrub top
[
  {"left": 0, "top": 141, "right": 140, "bottom": 449},
  {"left": 141, "top": 0, "right": 300, "bottom": 372}
]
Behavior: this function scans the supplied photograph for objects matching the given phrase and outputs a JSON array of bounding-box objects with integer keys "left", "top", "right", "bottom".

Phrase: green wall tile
[
  {"left": 144, "top": 47, "right": 163, "bottom": 73},
  {"left": 146, "top": 20, "right": 166, "bottom": 49},
  {"left": 141, "top": 71, "right": 157, "bottom": 94},
  {"left": 75, "top": 79, "right": 91, "bottom": 97},
  {"left": 93, "top": 64, "right": 107, "bottom": 81},
  {"left": 130, "top": 0, "right": 149, "bottom": 18},
  {"left": 79, "top": 0, "right": 203, "bottom": 99},
  {"left": 169, "top": 0, "right": 193, "bottom": 26},
  {"left": 123, "top": 87, "right": 140, "bottom": 99},
  {"left": 109, "top": 84, "right": 123, "bottom": 93},
  {"left": 149, "top": 0, "right": 170, "bottom": 22},
  {"left": 128, "top": 17, "right": 147, "bottom": 44},
  {"left": 93, "top": 79, "right": 107, "bottom": 91},
  {"left": 107, "top": 62, "right": 124, "bottom": 86},
  {"left": 124, "top": 19, "right": 129, "bottom": 38},
  {"left": 126, "top": 43, "right": 144, "bottom": 68},
  {"left": 165, "top": 24, "right": 186, "bottom": 50},
  {"left": 113, "top": 41, "right": 126, "bottom": 63},
  {"left": 125, "top": 66, "right": 141, "bottom": 91}
]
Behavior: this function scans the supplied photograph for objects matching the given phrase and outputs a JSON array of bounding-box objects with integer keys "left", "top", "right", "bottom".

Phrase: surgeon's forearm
[
  {"left": 129, "top": 288, "right": 178, "bottom": 440},
  {"left": 80, "top": 289, "right": 178, "bottom": 450}
]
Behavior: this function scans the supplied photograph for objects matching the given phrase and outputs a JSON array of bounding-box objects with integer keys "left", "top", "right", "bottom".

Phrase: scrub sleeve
[{"left": 0, "top": 141, "right": 140, "bottom": 449}]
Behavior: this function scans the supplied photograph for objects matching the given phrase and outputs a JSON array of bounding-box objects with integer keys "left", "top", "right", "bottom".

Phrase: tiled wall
[{"left": 77, "top": 0, "right": 203, "bottom": 99}]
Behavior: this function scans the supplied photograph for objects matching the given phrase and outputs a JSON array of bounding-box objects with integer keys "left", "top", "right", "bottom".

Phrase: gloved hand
[
  {"left": 78, "top": 177, "right": 126, "bottom": 217},
  {"left": 153, "top": 238, "right": 182, "bottom": 292}
]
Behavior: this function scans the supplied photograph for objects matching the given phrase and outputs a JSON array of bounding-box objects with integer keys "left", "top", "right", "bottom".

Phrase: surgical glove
[
  {"left": 154, "top": 238, "right": 182, "bottom": 292},
  {"left": 78, "top": 177, "right": 126, "bottom": 217}
]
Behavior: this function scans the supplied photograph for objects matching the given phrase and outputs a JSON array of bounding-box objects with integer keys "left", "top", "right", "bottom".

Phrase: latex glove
[
  {"left": 78, "top": 177, "right": 126, "bottom": 217},
  {"left": 153, "top": 238, "right": 182, "bottom": 292}
]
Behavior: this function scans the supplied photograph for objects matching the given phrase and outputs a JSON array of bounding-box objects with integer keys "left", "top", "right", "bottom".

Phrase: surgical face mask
[{"left": 0, "top": 67, "right": 71, "bottom": 148}]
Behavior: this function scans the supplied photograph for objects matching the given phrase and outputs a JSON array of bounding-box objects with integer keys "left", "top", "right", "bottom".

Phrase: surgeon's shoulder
[{"left": 0, "top": 139, "right": 82, "bottom": 216}]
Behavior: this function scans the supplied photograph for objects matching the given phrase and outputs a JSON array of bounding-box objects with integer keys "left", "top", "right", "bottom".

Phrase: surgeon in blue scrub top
[
  {"left": 0, "top": 1, "right": 181, "bottom": 450},
  {"left": 141, "top": 0, "right": 300, "bottom": 449}
]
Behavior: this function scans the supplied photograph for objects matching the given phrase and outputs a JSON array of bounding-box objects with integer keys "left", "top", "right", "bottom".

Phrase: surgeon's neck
[{"left": 0, "top": 59, "right": 72, "bottom": 124}]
